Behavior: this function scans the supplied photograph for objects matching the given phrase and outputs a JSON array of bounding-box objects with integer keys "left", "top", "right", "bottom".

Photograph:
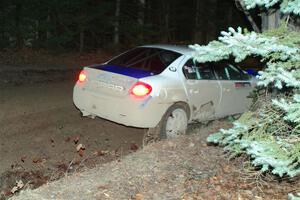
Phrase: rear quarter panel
[{"left": 140, "top": 55, "right": 189, "bottom": 105}]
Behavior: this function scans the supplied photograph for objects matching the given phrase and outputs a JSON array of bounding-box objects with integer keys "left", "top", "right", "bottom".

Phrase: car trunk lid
[{"left": 83, "top": 65, "right": 153, "bottom": 97}]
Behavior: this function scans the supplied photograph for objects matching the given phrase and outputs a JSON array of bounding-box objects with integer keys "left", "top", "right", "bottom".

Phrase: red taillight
[
  {"left": 78, "top": 70, "right": 87, "bottom": 83},
  {"left": 131, "top": 82, "right": 152, "bottom": 97}
]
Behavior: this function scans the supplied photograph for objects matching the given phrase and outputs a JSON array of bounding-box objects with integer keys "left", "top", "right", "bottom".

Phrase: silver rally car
[{"left": 73, "top": 45, "right": 256, "bottom": 139}]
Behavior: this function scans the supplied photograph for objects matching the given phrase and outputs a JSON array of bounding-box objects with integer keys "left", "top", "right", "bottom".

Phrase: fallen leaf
[
  {"left": 76, "top": 144, "right": 85, "bottom": 152},
  {"left": 73, "top": 135, "right": 80, "bottom": 144},
  {"left": 3, "top": 190, "right": 12, "bottom": 196},
  {"left": 114, "top": 149, "right": 120, "bottom": 157},
  {"left": 33, "top": 157, "right": 43, "bottom": 163},
  {"left": 74, "top": 160, "right": 81, "bottom": 165},
  {"left": 93, "top": 150, "right": 109, "bottom": 156},
  {"left": 97, "top": 185, "right": 109, "bottom": 190},
  {"left": 56, "top": 163, "right": 68, "bottom": 171},
  {"left": 21, "top": 156, "right": 27, "bottom": 163},
  {"left": 50, "top": 138, "right": 55, "bottom": 147},
  {"left": 130, "top": 143, "right": 139, "bottom": 151},
  {"left": 189, "top": 142, "right": 195, "bottom": 148},
  {"left": 78, "top": 149, "right": 85, "bottom": 157},
  {"left": 104, "top": 192, "right": 110, "bottom": 197},
  {"left": 135, "top": 193, "right": 143, "bottom": 200},
  {"left": 10, "top": 180, "right": 24, "bottom": 194},
  {"left": 10, "top": 186, "right": 18, "bottom": 194},
  {"left": 17, "top": 180, "right": 24, "bottom": 189}
]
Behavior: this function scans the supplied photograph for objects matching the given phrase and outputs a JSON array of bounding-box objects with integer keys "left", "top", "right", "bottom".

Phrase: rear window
[{"left": 108, "top": 47, "right": 181, "bottom": 74}]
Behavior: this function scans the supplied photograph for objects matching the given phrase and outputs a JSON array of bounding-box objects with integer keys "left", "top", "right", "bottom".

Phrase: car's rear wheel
[
  {"left": 143, "top": 103, "right": 188, "bottom": 145},
  {"left": 164, "top": 107, "right": 188, "bottom": 138}
]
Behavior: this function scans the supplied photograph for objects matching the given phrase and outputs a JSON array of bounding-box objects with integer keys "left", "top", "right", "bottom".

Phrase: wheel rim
[{"left": 165, "top": 108, "right": 187, "bottom": 138}]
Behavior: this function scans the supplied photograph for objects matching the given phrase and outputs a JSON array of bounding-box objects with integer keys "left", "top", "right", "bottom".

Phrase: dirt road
[
  {"left": 1, "top": 79, "right": 298, "bottom": 200},
  {"left": 0, "top": 81, "right": 144, "bottom": 194}
]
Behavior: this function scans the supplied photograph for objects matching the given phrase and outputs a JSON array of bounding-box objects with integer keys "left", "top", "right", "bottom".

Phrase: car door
[
  {"left": 213, "top": 61, "right": 253, "bottom": 118},
  {"left": 182, "top": 59, "right": 221, "bottom": 122}
]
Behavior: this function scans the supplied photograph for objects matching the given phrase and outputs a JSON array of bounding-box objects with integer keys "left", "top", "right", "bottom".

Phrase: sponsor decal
[{"left": 92, "top": 80, "right": 125, "bottom": 91}]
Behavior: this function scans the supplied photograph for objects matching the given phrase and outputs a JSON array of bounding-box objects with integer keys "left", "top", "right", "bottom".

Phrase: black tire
[{"left": 143, "top": 103, "right": 188, "bottom": 145}]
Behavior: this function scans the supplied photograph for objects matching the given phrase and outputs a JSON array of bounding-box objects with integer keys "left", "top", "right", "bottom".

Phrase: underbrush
[{"left": 0, "top": 48, "right": 112, "bottom": 68}]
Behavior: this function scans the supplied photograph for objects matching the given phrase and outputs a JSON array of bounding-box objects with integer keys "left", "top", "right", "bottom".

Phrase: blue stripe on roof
[{"left": 94, "top": 65, "right": 153, "bottom": 79}]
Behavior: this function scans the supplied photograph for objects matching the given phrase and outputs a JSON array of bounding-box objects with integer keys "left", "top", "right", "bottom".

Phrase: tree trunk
[
  {"left": 236, "top": 0, "right": 261, "bottom": 32},
  {"left": 206, "top": 0, "right": 218, "bottom": 42},
  {"left": 113, "top": 0, "right": 120, "bottom": 45},
  {"left": 227, "top": 2, "right": 233, "bottom": 28},
  {"left": 193, "top": 0, "right": 201, "bottom": 42},
  {"left": 35, "top": 20, "right": 39, "bottom": 41},
  {"left": 161, "top": 1, "right": 170, "bottom": 42},
  {"left": 46, "top": 9, "right": 51, "bottom": 40},
  {"left": 196, "top": 0, "right": 209, "bottom": 44},
  {"left": 138, "top": 0, "right": 145, "bottom": 26},
  {"left": 80, "top": 31, "right": 84, "bottom": 54},
  {"left": 138, "top": 0, "right": 145, "bottom": 42},
  {"left": 287, "top": 16, "right": 300, "bottom": 31},
  {"left": 261, "top": 9, "right": 280, "bottom": 31},
  {"left": 15, "top": 2, "right": 23, "bottom": 49}
]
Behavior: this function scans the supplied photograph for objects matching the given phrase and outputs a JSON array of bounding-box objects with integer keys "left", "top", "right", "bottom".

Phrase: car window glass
[
  {"left": 226, "top": 64, "right": 243, "bottom": 80},
  {"left": 228, "top": 64, "right": 251, "bottom": 80},
  {"left": 183, "top": 60, "right": 198, "bottom": 79},
  {"left": 108, "top": 47, "right": 181, "bottom": 74},
  {"left": 159, "top": 50, "right": 181, "bottom": 66},
  {"left": 127, "top": 49, "right": 150, "bottom": 69},
  {"left": 213, "top": 62, "right": 229, "bottom": 80},
  {"left": 144, "top": 49, "right": 165, "bottom": 73},
  {"left": 109, "top": 48, "right": 148, "bottom": 67},
  {"left": 239, "top": 67, "right": 252, "bottom": 80},
  {"left": 183, "top": 59, "right": 215, "bottom": 80},
  {"left": 213, "top": 61, "right": 251, "bottom": 80},
  {"left": 198, "top": 64, "right": 215, "bottom": 80}
]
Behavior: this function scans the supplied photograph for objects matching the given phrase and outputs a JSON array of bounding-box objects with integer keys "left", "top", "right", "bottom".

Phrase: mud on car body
[{"left": 73, "top": 45, "right": 256, "bottom": 139}]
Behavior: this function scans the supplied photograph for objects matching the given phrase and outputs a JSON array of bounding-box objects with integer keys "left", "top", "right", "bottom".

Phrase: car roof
[{"left": 141, "top": 44, "right": 193, "bottom": 55}]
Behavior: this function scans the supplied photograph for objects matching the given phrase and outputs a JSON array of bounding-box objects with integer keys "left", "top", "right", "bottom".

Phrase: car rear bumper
[{"left": 73, "top": 84, "right": 169, "bottom": 128}]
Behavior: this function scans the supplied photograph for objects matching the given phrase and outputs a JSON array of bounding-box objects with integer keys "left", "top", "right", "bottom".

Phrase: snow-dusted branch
[{"left": 241, "top": 0, "right": 300, "bottom": 16}]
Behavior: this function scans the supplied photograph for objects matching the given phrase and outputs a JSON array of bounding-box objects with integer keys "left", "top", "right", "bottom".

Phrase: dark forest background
[{"left": 0, "top": 0, "right": 254, "bottom": 52}]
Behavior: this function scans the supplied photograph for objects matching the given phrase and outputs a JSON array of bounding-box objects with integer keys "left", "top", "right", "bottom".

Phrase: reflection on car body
[{"left": 73, "top": 45, "right": 256, "bottom": 139}]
